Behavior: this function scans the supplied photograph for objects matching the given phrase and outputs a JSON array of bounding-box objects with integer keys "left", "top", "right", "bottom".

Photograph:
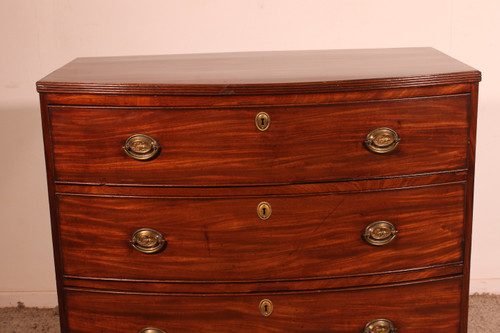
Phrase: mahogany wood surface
[
  {"left": 64, "top": 277, "right": 462, "bottom": 333},
  {"left": 49, "top": 95, "right": 468, "bottom": 186},
  {"left": 54, "top": 171, "right": 467, "bottom": 197},
  {"left": 57, "top": 184, "right": 464, "bottom": 282},
  {"left": 64, "top": 263, "right": 463, "bottom": 294},
  {"left": 43, "top": 83, "right": 471, "bottom": 107},
  {"left": 460, "top": 83, "right": 480, "bottom": 332},
  {"left": 39, "top": 94, "right": 69, "bottom": 331},
  {"left": 36, "top": 48, "right": 480, "bottom": 95},
  {"left": 38, "top": 49, "right": 480, "bottom": 332}
]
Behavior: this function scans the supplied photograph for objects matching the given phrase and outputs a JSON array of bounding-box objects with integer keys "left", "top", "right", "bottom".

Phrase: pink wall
[{"left": 1, "top": 0, "right": 498, "bottom": 306}]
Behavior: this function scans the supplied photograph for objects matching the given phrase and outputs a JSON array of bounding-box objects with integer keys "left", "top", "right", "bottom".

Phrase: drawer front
[
  {"left": 65, "top": 277, "right": 461, "bottom": 333},
  {"left": 50, "top": 95, "right": 468, "bottom": 185},
  {"left": 58, "top": 184, "right": 464, "bottom": 281}
]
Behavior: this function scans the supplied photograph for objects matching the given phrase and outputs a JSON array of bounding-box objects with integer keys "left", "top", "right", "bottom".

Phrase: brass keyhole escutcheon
[
  {"left": 257, "top": 202, "right": 272, "bottom": 220},
  {"left": 259, "top": 299, "right": 273, "bottom": 317},
  {"left": 255, "top": 112, "right": 271, "bottom": 131}
]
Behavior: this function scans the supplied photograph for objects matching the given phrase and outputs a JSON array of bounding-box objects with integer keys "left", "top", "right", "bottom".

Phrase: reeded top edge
[{"left": 37, "top": 48, "right": 481, "bottom": 95}]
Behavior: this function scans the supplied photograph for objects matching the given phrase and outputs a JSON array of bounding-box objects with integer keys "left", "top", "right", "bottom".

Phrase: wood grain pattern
[
  {"left": 54, "top": 171, "right": 467, "bottom": 197},
  {"left": 49, "top": 95, "right": 469, "bottom": 186},
  {"left": 43, "top": 84, "right": 472, "bottom": 107},
  {"left": 39, "top": 94, "right": 69, "bottom": 332},
  {"left": 64, "top": 263, "right": 463, "bottom": 294},
  {"left": 64, "top": 277, "right": 462, "bottom": 333},
  {"left": 461, "top": 82, "right": 480, "bottom": 332},
  {"left": 38, "top": 49, "right": 480, "bottom": 333},
  {"left": 36, "top": 48, "right": 480, "bottom": 95},
  {"left": 57, "top": 184, "right": 465, "bottom": 282}
]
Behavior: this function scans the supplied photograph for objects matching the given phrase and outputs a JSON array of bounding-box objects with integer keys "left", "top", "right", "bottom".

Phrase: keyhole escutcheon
[
  {"left": 259, "top": 299, "right": 273, "bottom": 317},
  {"left": 257, "top": 202, "right": 272, "bottom": 220},
  {"left": 255, "top": 112, "right": 270, "bottom": 131}
]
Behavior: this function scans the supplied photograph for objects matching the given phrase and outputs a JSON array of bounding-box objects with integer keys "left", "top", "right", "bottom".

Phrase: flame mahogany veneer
[{"left": 38, "top": 48, "right": 480, "bottom": 333}]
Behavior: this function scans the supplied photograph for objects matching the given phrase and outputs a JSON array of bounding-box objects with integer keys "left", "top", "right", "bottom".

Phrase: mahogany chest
[{"left": 38, "top": 48, "right": 481, "bottom": 332}]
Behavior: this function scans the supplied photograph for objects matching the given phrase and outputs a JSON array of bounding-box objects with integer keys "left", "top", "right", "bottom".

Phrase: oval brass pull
[
  {"left": 363, "top": 221, "right": 397, "bottom": 246},
  {"left": 259, "top": 299, "right": 273, "bottom": 317},
  {"left": 257, "top": 202, "right": 272, "bottom": 220},
  {"left": 138, "top": 328, "right": 166, "bottom": 333},
  {"left": 255, "top": 112, "right": 270, "bottom": 131},
  {"left": 131, "top": 228, "right": 166, "bottom": 254},
  {"left": 363, "top": 318, "right": 396, "bottom": 333},
  {"left": 123, "top": 134, "right": 160, "bottom": 161},
  {"left": 365, "top": 127, "right": 400, "bottom": 154}
]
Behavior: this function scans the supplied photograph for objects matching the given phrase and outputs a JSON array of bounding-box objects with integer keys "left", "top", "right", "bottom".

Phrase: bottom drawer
[{"left": 64, "top": 277, "right": 462, "bottom": 333}]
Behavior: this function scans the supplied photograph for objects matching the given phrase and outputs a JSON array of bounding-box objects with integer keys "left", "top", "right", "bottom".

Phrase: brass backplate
[
  {"left": 364, "top": 127, "right": 400, "bottom": 154},
  {"left": 138, "top": 328, "right": 166, "bottom": 333},
  {"left": 363, "top": 318, "right": 396, "bottom": 333},
  {"left": 123, "top": 134, "right": 160, "bottom": 161},
  {"left": 130, "top": 228, "right": 166, "bottom": 254},
  {"left": 363, "top": 221, "right": 397, "bottom": 246}
]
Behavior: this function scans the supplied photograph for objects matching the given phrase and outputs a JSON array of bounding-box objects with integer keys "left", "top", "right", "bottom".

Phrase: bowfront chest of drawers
[{"left": 38, "top": 48, "right": 481, "bottom": 333}]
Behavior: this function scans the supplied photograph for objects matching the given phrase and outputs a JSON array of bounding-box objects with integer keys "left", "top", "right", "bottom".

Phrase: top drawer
[{"left": 49, "top": 95, "right": 469, "bottom": 186}]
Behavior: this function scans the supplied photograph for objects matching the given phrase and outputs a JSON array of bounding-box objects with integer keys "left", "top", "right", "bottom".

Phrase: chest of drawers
[{"left": 38, "top": 48, "right": 480, "bottom": 333}]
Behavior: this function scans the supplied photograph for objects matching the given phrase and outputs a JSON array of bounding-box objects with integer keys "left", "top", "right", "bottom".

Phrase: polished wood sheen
[
  {"left": 63, "top": 264, "right": 464, "bottom": 294},
  {"left": 37, "top": 48, "right": 479, "bottom": 95},
  {"left": 38, "top": 48, "right": 480, "bottom": 332},
  {"left": 49, "top": 95, "right": 468, "bottom": 186},
  {"left": 57, "top": 184, "right": 464, "bottom": 281},
  {"left": 64, "top": 277, "right": 462, "bottom": 333}
]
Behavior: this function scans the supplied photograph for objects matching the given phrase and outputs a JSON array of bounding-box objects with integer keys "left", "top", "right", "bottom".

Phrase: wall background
[{"left": 1, "top": 0, "right": 498, "bottom": 306}]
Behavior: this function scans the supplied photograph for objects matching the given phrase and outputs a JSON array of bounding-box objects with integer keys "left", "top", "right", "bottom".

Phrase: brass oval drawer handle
[
  {"left": 123, "top": 134, "right": 160, "bottom": 161},
  {"left": 363, "top": 221, "right": 398, "bottom": 246},
  {"left": 255, "top": 112, "right": 271, "bottom": 131},
  {"left": 138, "top": 328, "right": 166, "bottom": 333},
  {"left": 131, "top": 228, "right": 166, "bottom": 254},
  {"left": 363, "top": 318, "right": 396, "bottom": 333},
  {"left": 259, "top": 299, "right": 273, "bottom": 317},
  {"left": 365, "top": 127, "right": 400, "bottom": 154}
]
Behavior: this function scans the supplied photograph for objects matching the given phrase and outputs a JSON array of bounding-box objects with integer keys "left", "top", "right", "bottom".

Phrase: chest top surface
[{"left": 36, "top": 47, "right": 480, "bottom": 95}]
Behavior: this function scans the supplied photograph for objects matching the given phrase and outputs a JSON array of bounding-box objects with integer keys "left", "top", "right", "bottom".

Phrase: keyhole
[
  {"left": 257, "top": 202, "right": 271, "bottom": 220},
  {"left": 255, "top": 112, "right": 270, "bottom": 131},
  {"left": 259, "top": 299, "right": 273, "bottom": 317}
]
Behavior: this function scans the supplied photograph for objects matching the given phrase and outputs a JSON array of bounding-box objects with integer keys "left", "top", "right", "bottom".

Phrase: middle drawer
[{"left": 58, "top": 183, "right": 464, "bottom": 282}]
